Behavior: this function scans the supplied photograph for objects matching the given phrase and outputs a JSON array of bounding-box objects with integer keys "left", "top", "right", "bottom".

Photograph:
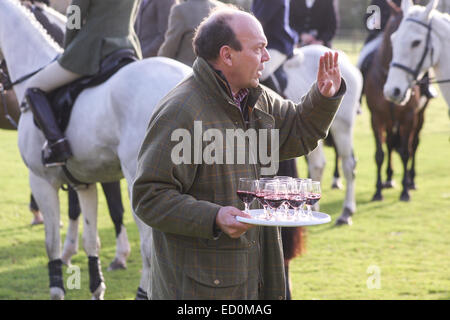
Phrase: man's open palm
[{"left": 317, "top": 51, "right": 341, "bottom": 97}]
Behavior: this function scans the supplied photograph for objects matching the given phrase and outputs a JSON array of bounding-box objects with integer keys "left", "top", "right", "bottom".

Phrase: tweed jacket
[
  {"left": 157, "top": 0, "right": 224, "bottom": 67},
  {"left": 132, "top": 57, "right": 345, "bottom": 300},
  {"left": 58, "top": 0, "right": 142, "bottom": 76},
  {"left": 134, "top": 0, "right": 176, "bottom": 58}
]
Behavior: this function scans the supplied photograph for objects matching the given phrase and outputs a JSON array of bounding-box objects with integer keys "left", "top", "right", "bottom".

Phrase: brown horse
[
  {"left": 364, "top": 5, "right": 429, "bottom": 202},
  {"left": 0, "top": 62, "right": 21, "bottom": 130}
]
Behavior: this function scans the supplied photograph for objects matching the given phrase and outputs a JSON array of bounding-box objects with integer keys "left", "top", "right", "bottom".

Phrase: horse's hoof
[
  {"left": 50, "top": 287, "right": 64, "bottom": 300},
  {"left": 408, "top": 183, "right": 417, "bottom": 190},
  {"left": 371, "top": 193, "right": 383, "bottom": 201},
  {"left": 91, "top": 282, "right": 106, "bottom": 300},
  {"left": 135, "top": 287, "right": 149, "bottom": 300},
  {"left": 107, "top": 258, "right": 127, "bottom": 271},
  {"left": 61, "top": 243, "right": 77, "bottom": 266},
  {"left": 62, "top": 259, "right": 72, "bottom": 267},
  {"left": 382, "top": 180, "right": 395, "bottom": 189},
  {"left": 30, "top": 218, "right": 44, "bottom": 226},
  {"left": 400, "top": 192, "right": 410, "bottom": 202},
  {"left": 335, "top": 216, "right": 353, "bottom": 226},
  {"left": 331, "top": 181, "right": 343, "bottom": 189}
]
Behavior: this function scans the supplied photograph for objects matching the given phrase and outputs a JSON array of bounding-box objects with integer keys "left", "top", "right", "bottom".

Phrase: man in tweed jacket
[{"left": 132, "top": 7, "right": 346, "bottom": 300}]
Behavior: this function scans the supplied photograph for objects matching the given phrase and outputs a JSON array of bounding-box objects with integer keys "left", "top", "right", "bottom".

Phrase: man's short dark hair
[{"left": 193, "top": 9, "right": 243, "bottom": 62}]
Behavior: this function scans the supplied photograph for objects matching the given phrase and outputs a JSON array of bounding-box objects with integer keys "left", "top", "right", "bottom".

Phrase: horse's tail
[{"left": 282, "top": 227, "right": 307, "bottom": 263}]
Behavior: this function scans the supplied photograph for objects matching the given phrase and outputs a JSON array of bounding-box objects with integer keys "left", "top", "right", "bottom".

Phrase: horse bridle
[
  {"left": 390, "top": 17, "right": 450, "bottom": 86},
  {"left": 390, "top": 17, "right": 434, "bottom": 84}
]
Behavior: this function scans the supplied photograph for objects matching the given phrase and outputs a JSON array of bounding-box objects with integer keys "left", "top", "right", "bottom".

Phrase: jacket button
[{"left": 214, "top": 279, "right": 221, "bottom": 285}]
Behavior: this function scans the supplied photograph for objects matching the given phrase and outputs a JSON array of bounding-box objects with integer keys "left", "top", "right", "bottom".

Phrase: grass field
[{"left": 0, "top": 44, "right": 449, "bottom": 300}]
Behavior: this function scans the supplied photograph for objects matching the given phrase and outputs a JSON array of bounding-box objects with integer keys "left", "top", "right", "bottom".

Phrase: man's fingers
[
  {"left": 328, "top": 52, "right": 334, "bottom": 69},
  {"left": 324, "top": 52, "right": 329, "bottom": 71},
  {"left": 318, "top": 55, "right": 325, "bottom": 75},
  {"left": 333, "top": 51, "right": 339, "bottom": 68}
]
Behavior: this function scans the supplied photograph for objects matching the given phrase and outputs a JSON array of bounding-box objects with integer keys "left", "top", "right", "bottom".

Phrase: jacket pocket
[{"left": 182, "top": 248, "right": 249, "bottom": 299}]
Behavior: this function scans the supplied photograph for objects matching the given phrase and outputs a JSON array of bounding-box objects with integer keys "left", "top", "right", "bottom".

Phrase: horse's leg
[
  {"left": 383, "top": 133, "right": 395, "bottom": 189},
  {"left": 371, "top": 117, "right": 384, "bottom": 201},
  {"left": 120, "top": 160, "right": 152, "bottom": 300},
  {"left": 101, "top": 181, "right": 130, "bottom": 271},
  {"left": 331, "top": 124, "right": 357, "bottom": 226},
  {"left": 398, "top": 122, "right": 414, "bottom": 202},
  {"left": 306, "top": 140, "right": 325, "bottom": 212},
  {"left": 29, "top": 171, "right": 65, "bottom": 300},
  {"left": 331, "top": 147, "right": 343, "bottom": 189},
  {"left": 76, "top": 184, "right": 106, "bottom": 300},
  {"left": 29, "top": 193, "right": 44, "bottom": 225},
  {"left": 398, "top": 142, "right": 411, "bottom": 202},
  {"left": 61, "top": 186, "right": 80, "bottom": 266},
  {"left": 409, "top": 105, "right": 426, "bottom": 190}
]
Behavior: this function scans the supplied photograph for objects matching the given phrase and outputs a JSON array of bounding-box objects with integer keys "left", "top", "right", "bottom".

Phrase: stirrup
[{"left": 41, "top": 139, "right": 72, "bottom": 167}]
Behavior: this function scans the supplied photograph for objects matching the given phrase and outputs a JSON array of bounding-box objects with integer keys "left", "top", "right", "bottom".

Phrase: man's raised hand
[{"left": 317, "top": 51, "right": 341, "bottom": 98}]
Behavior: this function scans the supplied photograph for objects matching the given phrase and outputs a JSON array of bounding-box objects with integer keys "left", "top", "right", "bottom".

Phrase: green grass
[{"left": 1, "top": 43, "right": 449, "bottom": 300}]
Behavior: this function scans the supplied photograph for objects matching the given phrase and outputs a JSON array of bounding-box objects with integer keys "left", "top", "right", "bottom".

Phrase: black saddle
[{"left": 43, "top": 49, "right": 138, "bottom": 132}]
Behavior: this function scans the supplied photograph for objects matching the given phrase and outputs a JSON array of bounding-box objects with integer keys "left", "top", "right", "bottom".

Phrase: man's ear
[{"left": 219, "top": 45, "right": 233, "bottom": 67}]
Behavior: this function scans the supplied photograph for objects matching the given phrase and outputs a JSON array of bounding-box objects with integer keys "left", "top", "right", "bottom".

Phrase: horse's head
[{"left": 384, "top": 0, "right": 440, "bottom": 105}]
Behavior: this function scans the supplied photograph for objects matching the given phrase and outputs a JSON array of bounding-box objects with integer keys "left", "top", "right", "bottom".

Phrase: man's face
[{"left": 228, "top": 15, "right": 269, "bottom": 91}]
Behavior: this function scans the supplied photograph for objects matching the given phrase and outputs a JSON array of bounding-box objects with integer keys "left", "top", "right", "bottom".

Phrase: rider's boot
[
  {"left": 419, "top": 72, "right": 438, "bottom": 99},
  {"left": 25, "top": 87, "right": 72, "bottom": 167}
]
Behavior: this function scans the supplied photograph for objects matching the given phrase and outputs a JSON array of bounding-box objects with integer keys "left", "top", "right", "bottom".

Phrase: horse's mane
[
  {"left": 405, "top": 4, "right": 450, "bottom": 37},
  {"left": 39, "top": 3, "right": 67, "bottom": 23},
  {"left": 407, "top": 4, "right": 450, "bottom": 23},
  {"left": 3, "top": 0, "right": 62, "bottom": 52}
]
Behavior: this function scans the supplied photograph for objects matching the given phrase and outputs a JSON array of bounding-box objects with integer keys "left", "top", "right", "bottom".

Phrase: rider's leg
[
  {"left": 260, "top": 48, "right": 287, "bottom": 82},
  {"left": 259, "top": 49, "right": 287, "bottom": 96},
  {"left": 25, "top": 61, "right": 81, "bottom": 167}
]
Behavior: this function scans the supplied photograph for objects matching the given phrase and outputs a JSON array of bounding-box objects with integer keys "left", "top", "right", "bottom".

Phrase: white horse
[
  {"left": 0, "top": 0, "right": 192, "bottom": 299},
  {"left": 36, "top": 1, "right": 132, "bottom": 271},
  {"left": 384, "top": 0, "right": 450, "bottom": 115},
  {"left": 283, "top": 45, "right": 363, "bottom": 225}
]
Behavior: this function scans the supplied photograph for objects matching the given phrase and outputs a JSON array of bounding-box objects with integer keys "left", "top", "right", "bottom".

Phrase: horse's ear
[
  {"left": 424, "top": 0, "right": 439, "bottom": 21},
  {"left": 401, "top": 0, "right": 413, "bottom": 13}
]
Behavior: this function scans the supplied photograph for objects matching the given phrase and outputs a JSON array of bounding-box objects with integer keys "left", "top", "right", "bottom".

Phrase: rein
[{"left": 0, "top": 55, "right": 59, "bottom": 129}]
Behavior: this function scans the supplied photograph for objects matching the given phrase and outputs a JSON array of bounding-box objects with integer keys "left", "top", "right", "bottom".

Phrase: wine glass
[
  {"left": 287, "top": 179, "right": 307, "bottom": 219},
  {"left": 237, "top": 178, "right": 257, "bottom": 214},
  {"left": 275, "top": 176, "right": 292, "bottom": 217},
  {"left": 276, "top": 180, "right": 289, "bottom": 218},
  {"left": 263, "top": 182, "right": 284, "bottom": 219},
  {"left": 256, "top": 178, "right": 275, "bottom": 218},
  {"left": 305, "top": 180, "right": 321, "bottom": 219}
]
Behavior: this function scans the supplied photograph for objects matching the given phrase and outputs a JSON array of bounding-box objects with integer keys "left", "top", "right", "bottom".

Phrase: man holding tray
[{"left": 132, "top": 5, "right": 345, "bottom": 300}]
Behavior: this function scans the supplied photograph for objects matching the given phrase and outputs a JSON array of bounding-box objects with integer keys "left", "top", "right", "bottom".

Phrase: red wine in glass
[
  {"left": 237, "top": 190, "right": 256, "bottom": 204},
  {"left": 306, "top": 193, "right": 321, "bottom": 206},
  {"left": 287, "top": 195, "right": 306, "bottom": 209},
  {"left": 264, "top": 195, "right": 284, "bottom": 209},
  {"left": 255, "top": 192, "right": 267, "bottom": 206}
]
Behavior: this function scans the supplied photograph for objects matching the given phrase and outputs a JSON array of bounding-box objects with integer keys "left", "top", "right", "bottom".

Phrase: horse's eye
[{"left": 411, "top": 40, "right": 421, "bottom": 48}]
